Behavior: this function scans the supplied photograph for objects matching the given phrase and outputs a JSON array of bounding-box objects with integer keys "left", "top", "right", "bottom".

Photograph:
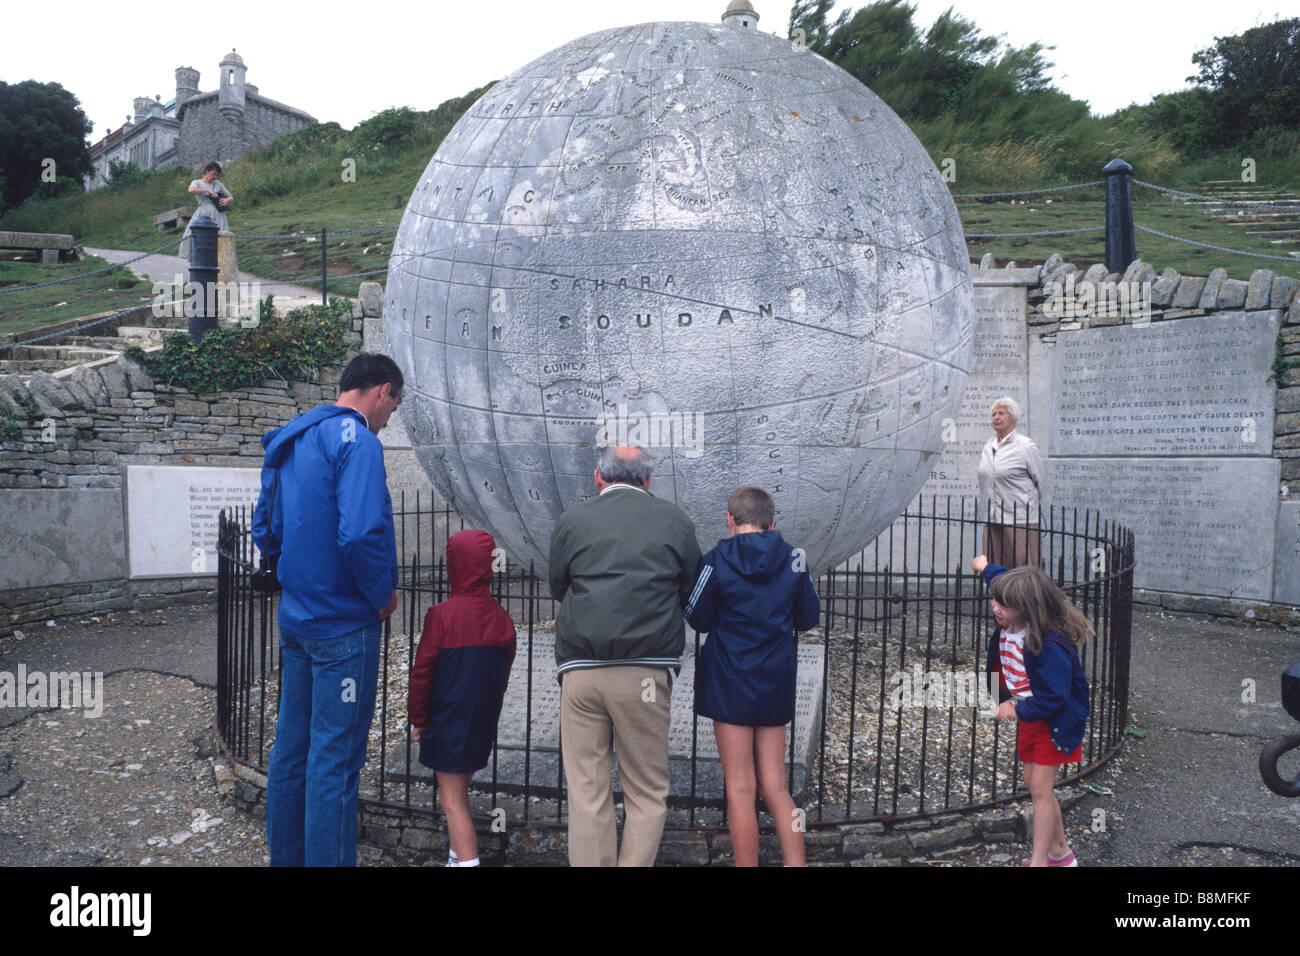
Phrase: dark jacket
[
  {"left": 548, "top": 484, "right": 701, "bottom": 680},
  {"left": 252, "top": 404, "right": 397, "bottom": 639},
  {"left": 686, "top": 530, "right": 821, "bottom": 726},
  {"left": 982, "top": 563, "right": 1090, "bottom": 754},
  {"left": 409, "top": 530, "right": 517, "bottom": 773}
]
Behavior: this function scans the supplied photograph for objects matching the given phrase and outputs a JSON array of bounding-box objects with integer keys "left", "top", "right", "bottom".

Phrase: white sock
[
  {"left": 458, "top": 857, "right": 480, "bottom": 867},
  {"left": 447, "top": 850, "right": 459, "bottom": 867}
]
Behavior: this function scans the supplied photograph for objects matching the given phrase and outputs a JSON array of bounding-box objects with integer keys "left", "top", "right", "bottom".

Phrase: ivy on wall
[{"left": 124, "top": 296, "right": 354, "bottom": 393}]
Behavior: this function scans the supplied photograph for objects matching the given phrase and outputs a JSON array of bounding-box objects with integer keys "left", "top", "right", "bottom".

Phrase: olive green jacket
[{"left": 548, "top": 484, "right": 701, "bottom": 680}]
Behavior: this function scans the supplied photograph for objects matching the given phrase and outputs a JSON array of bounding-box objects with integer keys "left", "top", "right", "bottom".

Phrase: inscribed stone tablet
[
  {"left": 1052, "top": 312, "right": 1277, "bottom": 456},
  {"left": 389, "top": 628, "right": 825, "bottom": 801},
  {"left": 915, "top": 283, "right": 1028, "bottom": 511},
  {"left": 0, "top": 489, "right": 126, "bottom": 590},
  {"left": 126, "top": 465, "right": 261, "bottom": 577},
  {"left": 1046, "top": 457, "right": 1278, "bottom": 599}
]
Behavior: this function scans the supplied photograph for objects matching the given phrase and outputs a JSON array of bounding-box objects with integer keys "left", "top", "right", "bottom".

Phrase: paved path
[
  {"left": 1, "top": 603, "right": 1298, "bottom": 865},
  {"left": 84, "top": 246, "right": 324, "bottom": 303}
]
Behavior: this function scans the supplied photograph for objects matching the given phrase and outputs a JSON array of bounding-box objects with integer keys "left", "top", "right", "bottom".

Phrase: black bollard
[
  {"left": 188, "top": 219, "right": 220, "bottom": 343},
  {"left": 1103, "top": 158, "right": 1136, "bottom": 276}
]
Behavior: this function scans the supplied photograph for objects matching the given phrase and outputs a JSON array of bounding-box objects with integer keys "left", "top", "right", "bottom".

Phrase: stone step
[
  {"left": 1246, "top": 229, "right": 1300, "bottom": 239},
  {"left": 1209, "top": 212, "right": 1300, "bottom": 223},
  {"left": 0, "top": 359, "right": 68, "bottom": 374}
]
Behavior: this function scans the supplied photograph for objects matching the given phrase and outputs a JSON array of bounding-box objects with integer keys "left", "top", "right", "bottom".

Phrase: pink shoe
[{"left": 1021, "top": 851, "right": 1078, "bottom": 867}]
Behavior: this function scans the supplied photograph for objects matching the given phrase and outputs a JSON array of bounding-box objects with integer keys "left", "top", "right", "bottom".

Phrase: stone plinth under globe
[{"left": 384, "top": 16, "right": 973, "bottom": 577}]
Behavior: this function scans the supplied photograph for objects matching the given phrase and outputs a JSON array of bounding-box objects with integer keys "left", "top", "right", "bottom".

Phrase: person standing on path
[
  {"left": 548, "top": 445, "right": 702, "bottom": 866},
  {"left": 179, "top": 161, "right": 233, "bottom": 260},
  {"left": 252, "top": 353, "right": 403, "bottom": 866}
]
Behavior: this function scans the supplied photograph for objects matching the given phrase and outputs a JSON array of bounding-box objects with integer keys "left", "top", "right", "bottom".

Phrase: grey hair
[
  {"left": 991, "top": 396, "right": 1022, "bottom": 423},
  {"left": 596, "top": 445, "right": 653, "bottom": 485}
]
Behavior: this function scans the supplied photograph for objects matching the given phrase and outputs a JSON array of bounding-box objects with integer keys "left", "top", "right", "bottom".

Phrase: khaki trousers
[{"left": 560, "top": 665, "right": 672, "bottom": 867}]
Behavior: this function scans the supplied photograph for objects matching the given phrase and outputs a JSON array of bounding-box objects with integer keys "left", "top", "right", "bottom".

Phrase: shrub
[{"left": 123, "top": 295, "right": 353, "bottom": 393}]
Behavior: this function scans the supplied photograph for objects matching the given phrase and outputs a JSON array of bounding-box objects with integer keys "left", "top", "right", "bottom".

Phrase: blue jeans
[{"left": 266, "top": 623, "right": 380, "bottom": 866}]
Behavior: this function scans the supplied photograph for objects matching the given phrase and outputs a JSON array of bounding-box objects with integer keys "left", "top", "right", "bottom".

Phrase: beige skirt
[{"left": 983, "top": 523, "right": 1041, "bottom": 569}]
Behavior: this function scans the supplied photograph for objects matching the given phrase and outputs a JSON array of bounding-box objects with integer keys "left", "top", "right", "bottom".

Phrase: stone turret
[
  {"left": 175, "top": 66, "right": 200, "bottom": 108},
  {"left": 722, "top": 0, "right": 759, "bottom": 29},
  {"left": 133, "top": 97, "right": 157, "bottom": 123},
  {"left": 217, "top": 49, "right": 246, "bottom": 119}
]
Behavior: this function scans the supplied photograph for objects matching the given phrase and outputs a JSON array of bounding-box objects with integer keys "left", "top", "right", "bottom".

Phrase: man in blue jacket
[{"left": 252, "top": 353, "right": 402, "bottom": 867}]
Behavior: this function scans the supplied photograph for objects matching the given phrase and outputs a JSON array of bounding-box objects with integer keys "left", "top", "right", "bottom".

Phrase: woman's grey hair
[
  {"left": 596, "top": 445, "right": 653, "bottom": 485},
  {"left": 991, "top": 396, "right": 1022, "bottom": 424}
]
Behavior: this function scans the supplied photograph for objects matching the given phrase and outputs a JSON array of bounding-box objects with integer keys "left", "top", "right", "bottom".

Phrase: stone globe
[{"left": 384, "top": 11, "right": 973, "bottom": 578}]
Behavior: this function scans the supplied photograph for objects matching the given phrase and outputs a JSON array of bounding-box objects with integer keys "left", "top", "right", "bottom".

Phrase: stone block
[
  {"left": 842, "top": 832, "right": 911, "bottom": 858},
  {"left": 1198, "top": 267, "right": 1228, "bottom": 310},
  {"left": 174, "top": 399, "right": 209, "bottom": 417},
  {"left": 118, "top": 354, "right": 153, "bottom": 392},
  {"left": 358, "top": 280, "right": 384, "bottom": 317},
  {"left": 657, "top": 833, "right": 709, "bottom": 866},
  {"left": 1274, "top": 276, "right": 1299, "bottom": 312},
  {"left": 398, "top": 827, "right": 435, "bottom": 850},
  {"left": 1246, "top": 269, "right": 1275, "bottom": 310},
  {"left": 1081, "top": 263, "right": 1109, "bottom": 284},
  {"left": 1218, "top": 278, "right": 1249, "bottom": 310},
  {"left": 1172, "top": 276, "right": 1207, "bottom": 309},
  {"left": 907, "top": 822, "right": 977, "bottom": 852},
  {"left": 1151, "top": 268, "right": 1180, "bottom": 308},
  {"left": 96, "top": 361, "right": 130, "bottom": 399},
  {"left": 28, "top": 371, "right": 80, "bottom": 411}
]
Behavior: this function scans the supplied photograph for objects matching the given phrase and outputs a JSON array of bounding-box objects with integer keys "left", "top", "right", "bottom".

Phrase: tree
[
  {"left": 1190, "top": 17, "right": 1300, "bottom": 148},
  {"left": 0, "top": 80, "right": 92, "bottom": 211},
  {"left": 786, "top": 1, "right": 1077, "bottom": 141},
  {"left": 106, "top": 159, "right": 152, "bottom": 189}
]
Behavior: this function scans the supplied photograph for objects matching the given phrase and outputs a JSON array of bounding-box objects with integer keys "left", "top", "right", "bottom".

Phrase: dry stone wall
[{"left": 0, "top": 311, "right": 365, "bottom": 629}]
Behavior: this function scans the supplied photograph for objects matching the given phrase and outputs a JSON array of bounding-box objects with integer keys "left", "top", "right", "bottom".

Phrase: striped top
[{"left": 999, "top": 627, "right": 1033, "bottom": 699}]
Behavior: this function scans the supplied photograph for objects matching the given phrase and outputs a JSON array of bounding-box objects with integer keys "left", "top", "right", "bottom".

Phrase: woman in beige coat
[{"left": 976, "top": 396, "right": 1046, "bottom": 568}]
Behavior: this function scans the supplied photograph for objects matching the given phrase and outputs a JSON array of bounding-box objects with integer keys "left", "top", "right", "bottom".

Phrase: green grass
[
  {"left": 0, "top": 255, "right": 171, "bottom": 336},
  {"left": 958, "top": 191, "right": 1300, "bottom": 281},
  {"left": 2, "top": 103, "right": 1296, "bottom": 326}
]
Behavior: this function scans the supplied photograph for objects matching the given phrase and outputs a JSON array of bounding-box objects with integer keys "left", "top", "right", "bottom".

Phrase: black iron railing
[{"left": 217, "top": 494, "right": 1133, "bottom": 829}]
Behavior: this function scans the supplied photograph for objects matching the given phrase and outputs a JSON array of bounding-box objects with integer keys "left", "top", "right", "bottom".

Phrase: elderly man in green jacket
[{"left": 549, "top": 445, "right": 702, "bottom": 866}]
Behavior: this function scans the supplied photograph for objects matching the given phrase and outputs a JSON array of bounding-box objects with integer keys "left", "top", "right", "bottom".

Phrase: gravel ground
[{"left": 2, "top": 601, "right": 1297, "bottom": 867}]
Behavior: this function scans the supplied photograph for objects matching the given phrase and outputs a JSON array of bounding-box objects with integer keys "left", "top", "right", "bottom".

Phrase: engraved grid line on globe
[{"left": 384, "top": 21, "right": 973, "bottom": 575}]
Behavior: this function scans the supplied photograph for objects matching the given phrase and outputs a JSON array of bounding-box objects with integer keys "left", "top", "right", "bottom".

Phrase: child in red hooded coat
[{"left": 409, "top": 530, "right": 516, "bottom": 867}]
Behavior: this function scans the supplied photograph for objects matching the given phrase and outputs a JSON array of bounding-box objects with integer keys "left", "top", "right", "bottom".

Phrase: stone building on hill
[{"left": 85, "top": 50, "right": 316, "bottom": 190}]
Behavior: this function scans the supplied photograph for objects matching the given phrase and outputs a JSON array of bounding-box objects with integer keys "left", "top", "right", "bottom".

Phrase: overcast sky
[{"left": 5, "top": 0, "right": 1296, "bottom": 139}]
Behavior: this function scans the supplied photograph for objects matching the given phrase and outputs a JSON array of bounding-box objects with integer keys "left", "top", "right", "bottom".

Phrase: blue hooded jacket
[
  {"left": 685, "top": 530, "right": 820, "bottom": 727},
  {"left": 251, "top": 404, "right": 398, "bottom": 639}
]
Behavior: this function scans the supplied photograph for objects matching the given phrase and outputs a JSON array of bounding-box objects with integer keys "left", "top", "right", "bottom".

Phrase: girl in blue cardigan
[{"left": 971, "top": 554, "right": 1091, "bottom": 867}]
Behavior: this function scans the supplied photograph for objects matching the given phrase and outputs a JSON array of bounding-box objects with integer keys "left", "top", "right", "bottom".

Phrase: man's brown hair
[{"left": 727, "top": 485, "right": 774, "bottom": 529}]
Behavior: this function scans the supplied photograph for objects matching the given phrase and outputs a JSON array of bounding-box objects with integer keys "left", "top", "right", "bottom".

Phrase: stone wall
[
  {"left": 221, "top": 754, "right": 1097, "bottom": 866},
  {"left": 0, "top": 311, "right": 365, "bottom": 630},
  {"left": 177, "top": 94, "right": 313, "bottom": 168},
  {"left": 987, "top": 255, "right": 1300, "bottom": 623}
]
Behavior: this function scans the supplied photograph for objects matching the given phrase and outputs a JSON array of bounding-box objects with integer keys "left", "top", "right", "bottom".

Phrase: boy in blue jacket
[{"left": 685, "top": 486, "right": 820, "bottom": 866}]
